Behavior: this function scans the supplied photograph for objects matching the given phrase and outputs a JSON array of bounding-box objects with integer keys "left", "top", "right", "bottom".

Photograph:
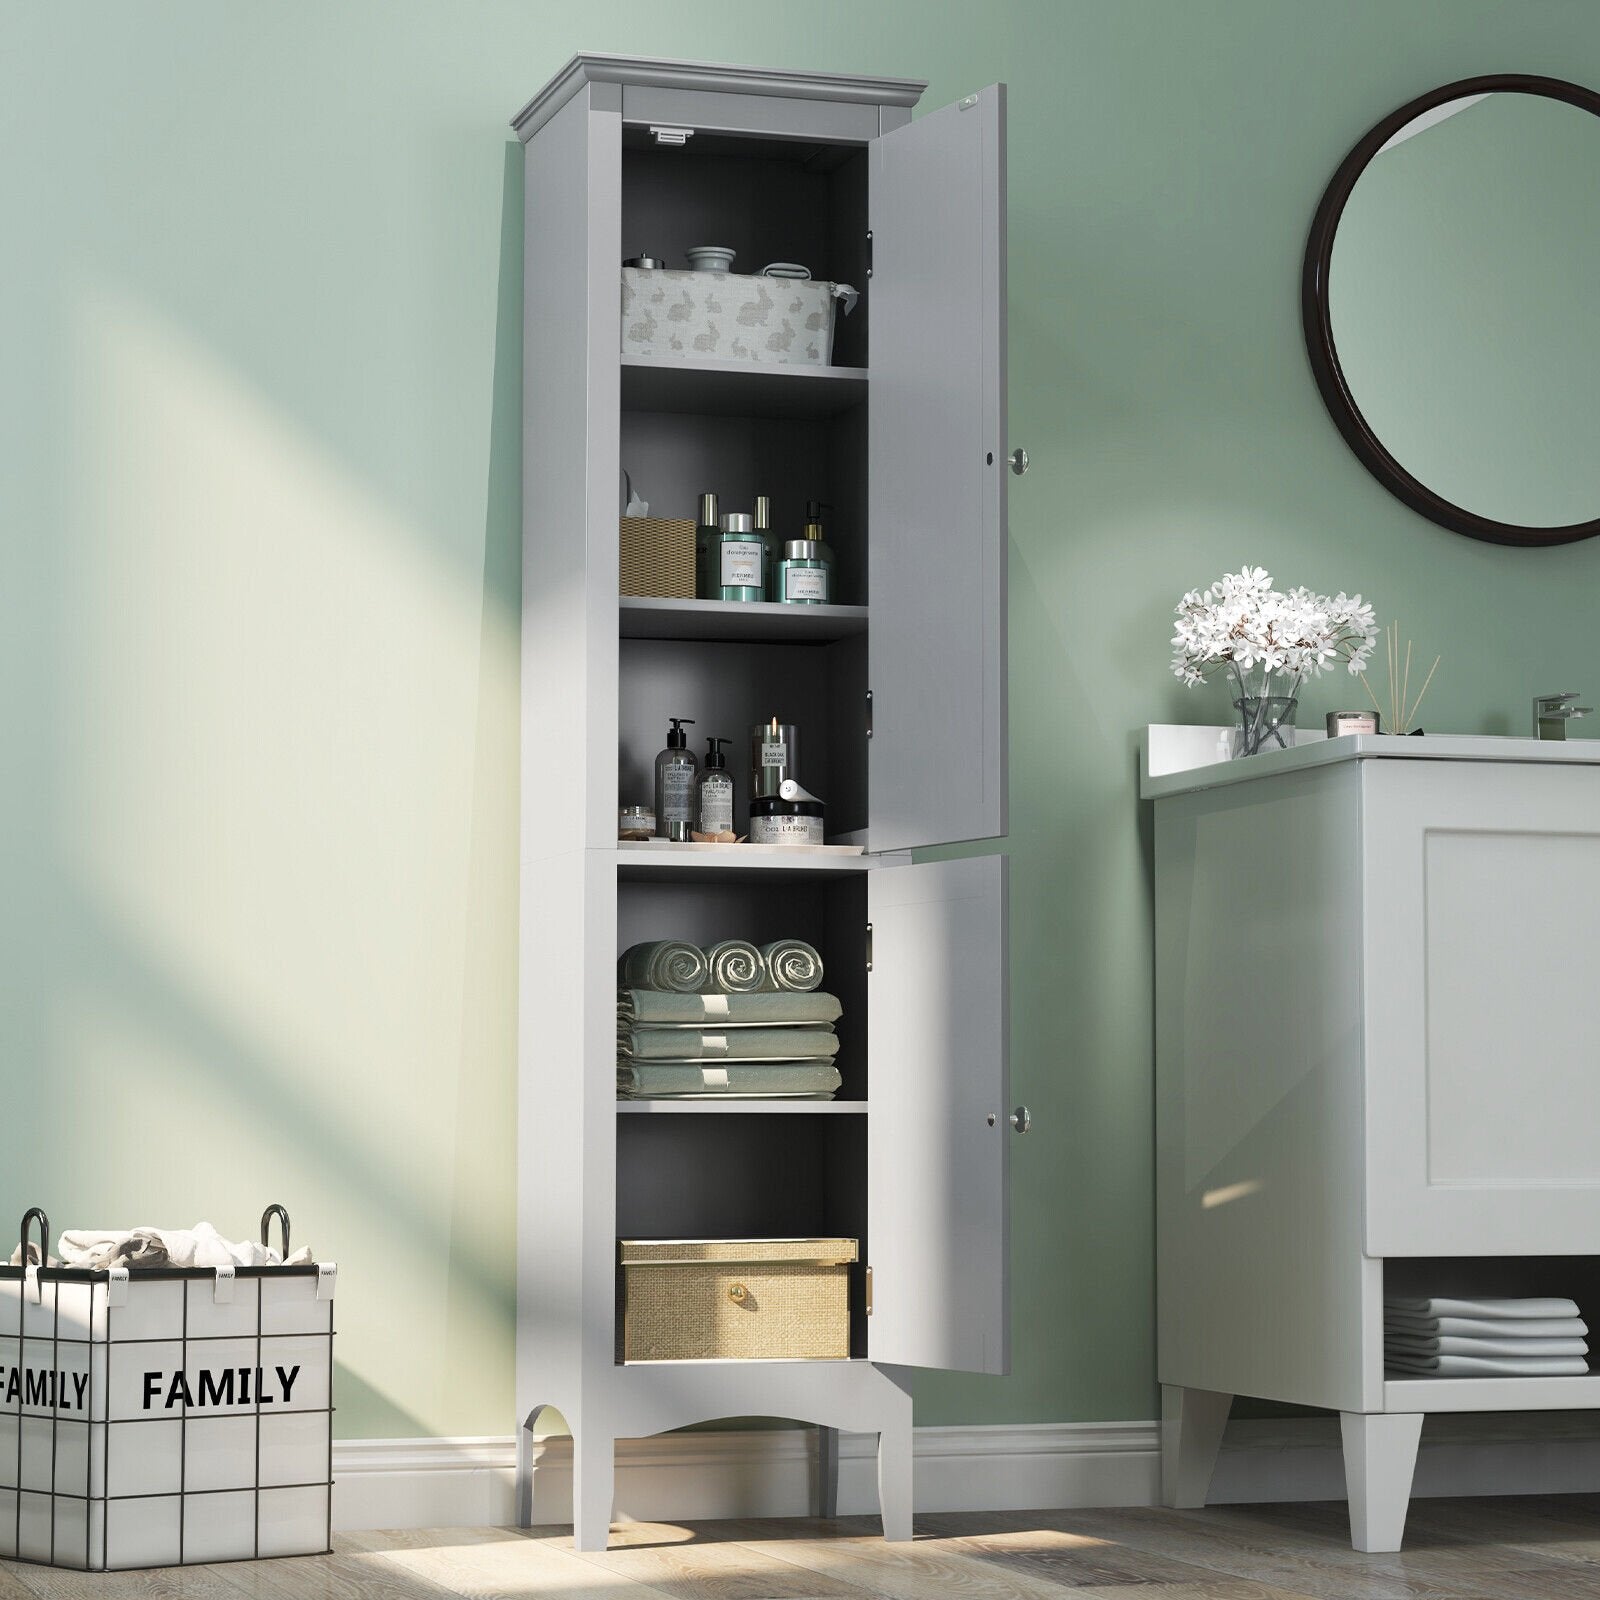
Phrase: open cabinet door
[
  {"left": 868, "top": 85, "right": 1007, "bottom": 853},
  {"left": 867, "top": 855, "right": 1009, "bottom": 1373}
]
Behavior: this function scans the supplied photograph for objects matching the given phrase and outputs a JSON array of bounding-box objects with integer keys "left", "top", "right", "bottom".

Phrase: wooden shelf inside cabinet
[
  {"left": 617, "top": 1100, "right": 867, "bottom": 1115},
  {"left": 619, "top": 596, "right": 868, "bottom": 644},
  {"left": 614, "top": 843, "right": 879, "bottom": 883},
  {"left": 620, "top": 355, "right": 868, "bottom": 420}
]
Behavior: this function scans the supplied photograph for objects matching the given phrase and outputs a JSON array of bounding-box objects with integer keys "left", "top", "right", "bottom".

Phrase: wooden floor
[{"left": 8, "top": 1498, "right": 1600, "bottom": 1599}]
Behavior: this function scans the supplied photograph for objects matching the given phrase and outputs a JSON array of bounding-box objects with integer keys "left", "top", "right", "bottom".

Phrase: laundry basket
[{"left": 0, "top": 1205, "right": 337, "bottom": 1570}]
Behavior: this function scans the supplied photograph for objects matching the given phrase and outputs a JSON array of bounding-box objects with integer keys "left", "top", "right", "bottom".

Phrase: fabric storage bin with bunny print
[
  {"left": 621, "top": 269, "right": 859, "bottom": 367},
  {"left": 0, "top": 1206, "right": 336, "bottom": 1570}
]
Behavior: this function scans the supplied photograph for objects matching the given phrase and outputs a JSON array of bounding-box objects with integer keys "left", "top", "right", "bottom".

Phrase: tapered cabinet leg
[
  {"left": 815, "top": 1426, "right": 840, "bottom": 1518},
  {"left": 1160, "top": 1384, "right": 1233, "bottom": 1509},
  {"left": 1341, "top": 1411, "right": 1423, "bottom": 1553},
  {"left": 572, "top": 1429, "right": 615, "bottom": 1552},
  {"left": 515, "top": 1422, "right": 535, "bottom": 1528},
  {"left": 877, "top": 1419, "right": 913, "bottom": 1541}
]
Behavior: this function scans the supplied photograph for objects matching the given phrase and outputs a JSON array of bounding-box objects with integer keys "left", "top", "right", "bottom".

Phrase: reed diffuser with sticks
[{"left": 1361, "top": 620, "right": 1439, "bottom": 735}]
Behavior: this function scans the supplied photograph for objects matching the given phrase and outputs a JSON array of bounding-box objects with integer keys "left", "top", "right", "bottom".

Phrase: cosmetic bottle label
[
  {"left": 784, "top": 567, "right": 828, "bottom": 603},
  {"left": 750, "top": 813, "right": 824, "bottom": 845},
  {"left": 720, "top": 541, "right": 764, "bottom": 588},
  {"left": 699, "top": 783, "right": 733, "bottom": 834},
  {"left": 663, "top": 767, "right": 694, "bottom": 818}
]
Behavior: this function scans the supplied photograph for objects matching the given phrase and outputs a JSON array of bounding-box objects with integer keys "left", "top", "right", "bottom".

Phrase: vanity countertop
[{"left": 1141, "top": 723, "right": 1600, "bottom": 800}]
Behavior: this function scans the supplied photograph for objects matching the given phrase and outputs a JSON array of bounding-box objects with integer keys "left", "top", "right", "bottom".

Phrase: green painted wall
[{"left": 6, "top": 1, "right": 1600, "bottom": 1442}]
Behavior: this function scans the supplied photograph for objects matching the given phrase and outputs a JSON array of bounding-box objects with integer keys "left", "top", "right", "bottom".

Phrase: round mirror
[{"left": 1304, "top": 75, "right": 1600, "bottom": 546}]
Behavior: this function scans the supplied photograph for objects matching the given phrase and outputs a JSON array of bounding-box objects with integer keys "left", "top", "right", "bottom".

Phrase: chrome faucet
[{"left": 1534, "top": 692, "right": 1592, "bottom": 740}]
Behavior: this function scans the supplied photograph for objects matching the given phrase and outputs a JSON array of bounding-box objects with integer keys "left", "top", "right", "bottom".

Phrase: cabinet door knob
[
  {"left": 1009, "top": 1105, "right": 1031, "bottom": 1133},
  {"left": 728, "top": 1282, "right": 748, "bottom": 1303},
  {"left": 1009, "top": 447, "right": 1029, "bottom": 476}
]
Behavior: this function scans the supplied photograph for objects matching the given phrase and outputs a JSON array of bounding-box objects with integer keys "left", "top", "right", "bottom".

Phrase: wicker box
[
  {"left": 617, "top": 1238, "right": 857, "bottom": 1362},
  {"left": 619, "top": 517, "right": 697, "bottom": 599}
]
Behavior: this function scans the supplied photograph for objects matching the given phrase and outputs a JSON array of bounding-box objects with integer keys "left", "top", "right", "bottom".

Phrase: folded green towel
[
  {"left": 617, "top": 1025, "right": 839, "bottom": 1060},
  {"left": 618, "top": 1060, "right": 843, "bottom": 1098},
  {"left": 617, "top": 940, "right": 708, "bottom": 993},
  {"left": 618, "top": 989, "right": 843, "bottom": 1027}
]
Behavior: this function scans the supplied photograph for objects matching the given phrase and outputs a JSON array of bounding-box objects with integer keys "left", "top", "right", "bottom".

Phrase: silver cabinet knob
[
  {"left": 1009, "top": 1105, "right": 1031, "bottom": 1133},
  {"left": 1009, "top": 448, "right": 1029, "bottom": 476}
]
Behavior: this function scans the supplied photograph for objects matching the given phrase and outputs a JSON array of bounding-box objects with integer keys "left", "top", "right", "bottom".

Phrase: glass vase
[{"left": 1231, "top": 693, "right": 1299, "bottom": 758}]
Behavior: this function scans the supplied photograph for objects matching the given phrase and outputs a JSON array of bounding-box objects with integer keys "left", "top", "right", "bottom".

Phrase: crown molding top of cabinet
[{"left": 512, "top": 53, "right": 929, "bottom": 141}]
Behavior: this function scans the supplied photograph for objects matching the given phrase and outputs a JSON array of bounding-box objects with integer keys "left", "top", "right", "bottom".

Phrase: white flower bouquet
[{"left": 1172, "top": 567, "right": 1378, "bottom": 756}]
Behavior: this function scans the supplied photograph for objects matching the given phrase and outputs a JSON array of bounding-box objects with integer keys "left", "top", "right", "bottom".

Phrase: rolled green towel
[
  {"left": 705, "top": 938, "right": 766, "bottom": 993},
  {"left": 617, "top": 940, "right": 707, "bottom": 993},
  {"left": 618, "top": 990, "right": 842, "bottom": 1027},
  {"left": 617, "top": 1025, "right": 839, "bottom": 1060},
  {"left": 618, "top": 1060, "right": 842, "bottom": 1098},
  {"left": 760, "top": 939, "right": 824, "bottom": 992}
]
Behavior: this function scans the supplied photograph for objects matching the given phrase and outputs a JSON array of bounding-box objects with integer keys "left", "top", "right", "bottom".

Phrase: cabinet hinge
[
  {"left": 865, "top": 923, "right": 873, "bottom": 973},
  {"left": 865, "top": 688, "right": 873, "bottom": 739},
  {"left": 865, "top": 1264, "right": 873, "bottom": 1315}
]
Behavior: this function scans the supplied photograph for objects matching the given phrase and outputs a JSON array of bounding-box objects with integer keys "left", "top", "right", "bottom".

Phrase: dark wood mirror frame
[{"left": 1303, "top": 74, "right": 1600, "bottom": 548}]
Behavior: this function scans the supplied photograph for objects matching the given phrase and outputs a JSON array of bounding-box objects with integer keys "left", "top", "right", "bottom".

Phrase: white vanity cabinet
[
  {"left": 1145, "top": 727, "right": 1600, "bottom": 1552},
  {"left": 512, "top": 56, "right": 1013, "bottom": 1551}
]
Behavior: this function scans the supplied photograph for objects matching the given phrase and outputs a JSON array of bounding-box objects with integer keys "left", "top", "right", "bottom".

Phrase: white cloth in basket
[{"left": 10, "top": 1222, "right": 312, "bottom": 1271}]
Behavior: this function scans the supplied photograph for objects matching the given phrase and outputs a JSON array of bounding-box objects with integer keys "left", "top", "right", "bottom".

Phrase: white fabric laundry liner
[
  {"left": 0, "top": 1207, "right": 336, "bottom": 1570},
  {"left": 621, "top": 268, "right": 859, "bottom": 366}
]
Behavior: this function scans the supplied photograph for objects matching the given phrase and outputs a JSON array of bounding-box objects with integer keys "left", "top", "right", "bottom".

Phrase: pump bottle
[
  {"left": 654, "top": 717, "right": 698, "bottom": 839},
  {"left": 695, "top": 737, "right": 735, "bottom": 837},
  {"left": 773, "top": 500, "right": 835, "bottom": 604}
]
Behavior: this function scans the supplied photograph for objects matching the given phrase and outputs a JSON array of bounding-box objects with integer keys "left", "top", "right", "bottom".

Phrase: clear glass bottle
[
  {"left": 654, "top": 717, "right": 698, "bottom": 839},
  {"left": 695, "top": 737, "right": 734, "bottom": 836}
]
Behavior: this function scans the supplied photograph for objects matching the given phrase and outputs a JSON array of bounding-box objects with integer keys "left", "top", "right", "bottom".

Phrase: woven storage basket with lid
[{"left": 617, "top": 1238, "right": 856, "bottom": 1361}]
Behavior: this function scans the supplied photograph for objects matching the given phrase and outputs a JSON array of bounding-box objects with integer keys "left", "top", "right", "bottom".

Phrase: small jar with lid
[
  {"left": 710, "top": 511, "right": 765, "bottom": 602},
  {"left": 618, "top": 804, "right": 655, "bottom": 841}
]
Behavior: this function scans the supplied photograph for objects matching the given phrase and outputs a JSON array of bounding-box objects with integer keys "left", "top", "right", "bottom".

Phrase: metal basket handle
[
  {"left": 19, "top": 1207, "right": 49, "bottom": 1270},
  {"left": 260, "top": 1204, "right": 290, "bottom": 1258}
]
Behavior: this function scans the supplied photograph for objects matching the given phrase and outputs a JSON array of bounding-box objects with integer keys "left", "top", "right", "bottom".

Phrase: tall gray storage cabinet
[{"left": 512, "top": 55, "right": 1014, "bottom": 1550}]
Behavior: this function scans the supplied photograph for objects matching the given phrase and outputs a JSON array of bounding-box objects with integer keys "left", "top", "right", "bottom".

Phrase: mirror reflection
[{"left": 1313, "top": 85, "right": 1600, "bottom": 540}]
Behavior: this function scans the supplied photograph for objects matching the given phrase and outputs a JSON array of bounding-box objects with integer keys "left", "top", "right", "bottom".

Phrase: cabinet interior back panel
[
  {"left": 1423, "top": 828, "right": 1600, "bottom": 1187},
  {"left": 621, "top": 144, "right": 868, "bottom": 368},
  {"left": 616, "top": 1112, "right": 869, "bottom": 1359},
  {"left": 616, "top": 1112, "right": 866, "bottom": 1240},
  {"left": 617, "top": 877, "right": 867, "bottom": 1101},
  {"left": 619, "top": 409, "right": 866, "bottom": 603},
  {"left": 618, "top": 638, "right": 867, "bottom": 838}
]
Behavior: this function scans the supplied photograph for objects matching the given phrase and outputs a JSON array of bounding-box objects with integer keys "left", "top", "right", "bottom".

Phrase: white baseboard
[{"left": 331, "top": 1413, "right": 1600, "bottom": 1532}]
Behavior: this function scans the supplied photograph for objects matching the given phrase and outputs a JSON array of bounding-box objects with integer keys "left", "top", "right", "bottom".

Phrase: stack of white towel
[{"left": 1384, "top": 1296, "right": 1591, "bottom": 1377}]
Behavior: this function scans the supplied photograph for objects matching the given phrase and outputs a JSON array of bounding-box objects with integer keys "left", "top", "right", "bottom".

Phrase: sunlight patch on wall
[{"left": 56, "top": 280, "right": 518, "bottom": 1435}]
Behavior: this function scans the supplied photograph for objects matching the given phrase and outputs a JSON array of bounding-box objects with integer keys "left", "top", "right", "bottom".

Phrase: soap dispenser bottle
[
  {"left": 654, "top": 717, "right": 699, "bottom": 840},
  {"left": 775, "top": 500, "right": 835, "bottom": 605},
  {"left": 695, "top": 737, "right": 735, "bottom": 837}
]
